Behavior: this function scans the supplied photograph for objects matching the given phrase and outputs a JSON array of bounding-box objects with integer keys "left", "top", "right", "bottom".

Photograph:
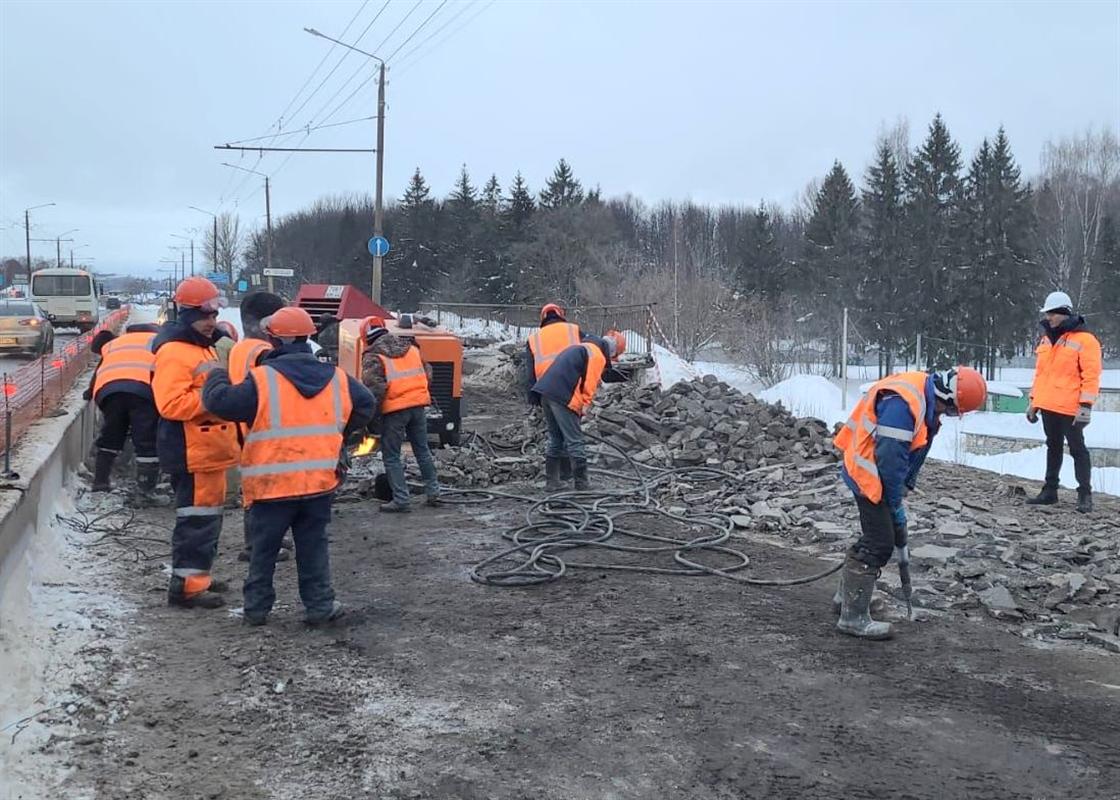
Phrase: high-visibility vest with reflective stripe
[
  {"left": 93, "top": 331, "right": 156, "bottom": 397},
  {"left": 1029, "top": 330, "right": 1102, "bottom": 416},
  {"left": 378, "top": 346, "right": 431, "bottom": 414},
  {"left": 567, "top": 342, "right": 607, "bottom": 416},
  {"left": 240, "top": 365, "right": 353, "bottom": 505},
  {"left": 229, "top": 338, "right": 273, "bottom": 385},
  {"left": 833, "top": 372, "right": 930, "bottom": 504},
  {"left": 528, "top": 322, "right": 580, "bottom": 379}
]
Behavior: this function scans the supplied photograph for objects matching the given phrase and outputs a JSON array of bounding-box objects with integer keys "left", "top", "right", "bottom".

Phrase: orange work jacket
[
  {"left": 528, "top": 322, "right": 581, "bottom": 379},
  {"left": 152, "top": 340, "right": 240, "bottom": 473},
  {"left": 379, "top": 346, "right": 431, "bottom": 414},
  {"left": 833, "top": 372, "right": 930, "bottom": 504},
  {"left": 240, "top": 365, "right": 353, "bottom": 505},
  {"left": 93, "top": 330, "right": 156, "bottom": 397},
  {"left": 229, "top": 338, "right": 273, "bottom": 385},
  {"left": 1030, "top": 330, "right": 1102, "bottom": 416},
  {"left": 568, "top": 342, "right": 607, "bottom": 416}
]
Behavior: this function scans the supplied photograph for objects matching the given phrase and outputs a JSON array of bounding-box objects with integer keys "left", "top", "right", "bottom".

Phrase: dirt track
[{"left": 27, "top": 467, "right": 1120, "bottom": 800}]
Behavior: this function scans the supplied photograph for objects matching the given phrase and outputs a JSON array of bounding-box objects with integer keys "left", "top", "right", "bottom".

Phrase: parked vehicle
[
  {"left": 0, "top": 300, "right": 55, "bottom": 357},
  {"left": 29, "top": 268, "right": 100, "bottom": 332},
  {"left": 105, "top": 296, "right": 122, "bottom": 310}
]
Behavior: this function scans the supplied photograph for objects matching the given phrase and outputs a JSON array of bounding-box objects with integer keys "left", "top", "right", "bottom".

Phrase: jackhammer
[{"left": 894, "top": 520, "right": 913, "bottom": 619}]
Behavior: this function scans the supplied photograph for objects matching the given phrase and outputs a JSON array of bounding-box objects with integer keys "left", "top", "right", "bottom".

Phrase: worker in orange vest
[
  {"left": 1025, "top": 291, "right": 1103, "bottom": 513},
  {"left": 85, "top": 323, "right": 162, "bottom": 499},
  {"left": 525, "top": 304, "right": 587, "bottom": 490},
  {"left": 360, "top": 318, "right": 441, "bottom": 512},
  {"left": 202, "top": 307, "right": 375, "bottom": 625},
  {"left": 531, "top": 331, "right": 626, "bottom": 492},
  {"left": 151, "top": 277, "right": 240, "bottom": 610},
  {"left": 833, "top": 367, "right": 987, "bottom": 639}
]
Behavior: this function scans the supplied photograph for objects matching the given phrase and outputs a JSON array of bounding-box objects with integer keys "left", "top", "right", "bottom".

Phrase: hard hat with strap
[
  {"left": 174, "top": 276, "right": 225, "bottom": 311},
  {"left": 261, "top": 307, "right": 317, "bottom": 339}
]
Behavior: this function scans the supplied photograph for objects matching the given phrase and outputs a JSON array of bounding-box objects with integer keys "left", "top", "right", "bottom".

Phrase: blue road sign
[
  {"left": 367, "top": 235, "right": 390, "bottom": 257},
  {"left": 237, "top": 279, "right": 248, "bottom": 292},
  {"left": 207, "top": 272, "right": 229, "bottom": 286}
]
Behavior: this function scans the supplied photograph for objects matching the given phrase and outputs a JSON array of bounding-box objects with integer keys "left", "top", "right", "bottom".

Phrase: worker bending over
[
  {"left": 152, "top": 277, "right": 240, "bottom": 609},
  {"left": 85, "top": 323, "right": 162, "bottom": 501},
  {"left": 203, "top": 307, "right": 375, "bottom": 626},
  {"left": 531, "top": 331, "right": 626, "bottom": 492},
  {"left": 1026, "top": 291, "right": 1102, "bottom": 513},
  {"left": 834, "top": 367, "right": 987, "bottom": 639},
  {"left": 361, "top": 318, "right": 441, "bottom": 512}
]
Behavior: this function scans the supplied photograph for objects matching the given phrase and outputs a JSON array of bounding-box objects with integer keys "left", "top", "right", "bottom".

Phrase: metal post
[
  {"left": 40, "top": 357, "right": 46, "bottom": 416},
  {"left": 915, "top": 333, "right": 923, "bottom": 371},
  {"left": 841, "top": 307, "right": 849, "bottom": 402},
  {"left": 372, "top": 61, "right": 386, "bottom": 304},
  {"left": 25, "top": 210, "right": 31, "bottom": 276},
  {"left": 213, "top": 216, "right": 219, "bottom": 278},
  {"left": 70, "top": 249, "right": 74, "bottom": 268},
  {"left": 2, "top": 410, "right": 12, "bottom": 479},
  {"left": 265, "top": 175, "right": 274, "bottom": 294},
  {"left": 56, "top": 237, "right": 62, "bottom": 268},
  {"left": 190, "top": 239, "right": 195, "bottom": 277}
]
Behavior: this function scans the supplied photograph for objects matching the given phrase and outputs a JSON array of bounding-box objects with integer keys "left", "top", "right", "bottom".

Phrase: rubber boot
[
  {"left": 1076, "top": 491, "right": 1093, "bottom": 514},
  {"left": 379, "top": 499, "right": 411, "bottom": 513},
  {"left": 572, "top": 458, "right": 589, "bottom": 491},
  {"left": 832, "top": 576, "right": 885, "bottom": 616},
  {"left": 544, "top": 456, "right": 564, "bottom": 493},
  {"left": 1026, "top": 485, "right": 1059, "bottom": 505},
  {"left": 167, "top": 575, "right": 225, "bottom": 609},
  {"left": 559, "top": 457, "right": 573, "bottom": 483},
  {"left": 837, "top": 556, "right": 893, "bottom": 640},
  {"left": 306, "top": 600, "right": 345, "bottom": 626},
  {"left": 133, "top": 462, "right": 171, "bottom": 507},
  {"left": 91, "top": 449, "right": 116, "bottom": 492}
]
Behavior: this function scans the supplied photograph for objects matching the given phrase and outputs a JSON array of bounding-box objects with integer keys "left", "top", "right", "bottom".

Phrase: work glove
[
  {"left": 82, "top": 388, "right": 92, "bottom": 401},
  {"left": 1025, "top": 406, "right": 1039, "bottom": 424},
  {"left": 1073, "top": 404, "right": 1091, "bottom": 428},
  {"left": 214, "top": 335, "right": 235, "bottom": 366},
  {"left": 890, "top": 504, "right": 907, "bottom": 528},
  {"left": 336, "top": 448, "right": 352, "bottom": 480}
]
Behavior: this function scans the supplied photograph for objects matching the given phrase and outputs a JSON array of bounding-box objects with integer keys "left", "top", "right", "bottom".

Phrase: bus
[{"left": 30, "top": 267, "right": 100, "bottom": 332}]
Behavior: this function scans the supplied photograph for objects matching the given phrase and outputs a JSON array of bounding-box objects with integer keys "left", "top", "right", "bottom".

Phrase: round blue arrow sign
[{"left": 367, "top": 235, "right": 390, "bottom": 257}]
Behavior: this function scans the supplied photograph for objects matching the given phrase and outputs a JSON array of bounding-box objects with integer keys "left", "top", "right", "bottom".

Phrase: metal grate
[{"left": 427, "top": 362, "right": 455, "bottom": 417}]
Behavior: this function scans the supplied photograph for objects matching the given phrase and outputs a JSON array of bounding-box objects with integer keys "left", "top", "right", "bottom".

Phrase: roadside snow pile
[
  {"left": 424, "top": 312, "right": 522, "bottom": 343},
  {"left": 759, "top": 375, "right": 845, "bottom": 427},
  {"left": 651, "top": 344, "right": 700, "bottom": 387}
]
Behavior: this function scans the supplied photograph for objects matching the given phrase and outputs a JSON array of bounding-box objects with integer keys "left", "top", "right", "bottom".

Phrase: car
[
  {"left": 105, "top": 296, "right": 122, "bottom": 310},
  {"left": 0, "top": 301, "right": 55, "bottom": 357}
]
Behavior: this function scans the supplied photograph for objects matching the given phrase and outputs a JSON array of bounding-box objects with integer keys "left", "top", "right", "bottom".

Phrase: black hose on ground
[{"left": 447, "top": 431, "right": 844, "bottom": 589}]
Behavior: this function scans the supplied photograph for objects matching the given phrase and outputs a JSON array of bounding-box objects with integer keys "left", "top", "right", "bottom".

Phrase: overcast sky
[{"left": 1, "top": 0, "right": 1117, "bottom": 276}]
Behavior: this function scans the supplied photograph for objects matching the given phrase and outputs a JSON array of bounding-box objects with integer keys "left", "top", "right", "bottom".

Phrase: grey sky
[{"left": 2, "top": 0, "right": 1117, "bottom": 276}]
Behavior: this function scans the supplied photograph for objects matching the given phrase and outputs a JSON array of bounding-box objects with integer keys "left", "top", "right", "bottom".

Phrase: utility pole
[
  {"left": 25, "top": 211, "right": 31, "bottom": 276},
  {"left": 372, "top": 61, "right": 386, "bottom": 305},
  {"left": 841, "top": 307, "right": 849, "bottom": 402},
  {"left": 266, "top": 175, "right": 274, "bottom": 293}
]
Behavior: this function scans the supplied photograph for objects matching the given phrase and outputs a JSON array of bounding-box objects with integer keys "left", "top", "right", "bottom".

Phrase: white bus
[{"left": 30, "top": 268, "right": 100, "bottom": 332}]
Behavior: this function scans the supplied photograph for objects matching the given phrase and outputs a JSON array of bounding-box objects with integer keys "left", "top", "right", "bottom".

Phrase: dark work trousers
[
  {"left": 381, "top": 406, "right": 440, "bottom": 505},
  {"left": 543, "top": 398, "right": 586, "bottom": 461},
  {"left": 243, "top": 494, "right": 334, "bottom": 620},
  {"left": 849, "top": 494, "right": 895, "bottom": 569},
  {"left": 95, "top": 393, "right": 159, "bottom": 464},
  {"left": 1041, "top": 410, "right": 1092, "bottom": 494},
  {"left": 170, "top": 470, "right": 226, "bottom": 579}
]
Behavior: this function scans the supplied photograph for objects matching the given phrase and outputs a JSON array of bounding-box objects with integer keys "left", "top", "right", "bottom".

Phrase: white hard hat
[{"left": 1039, "top": 291, "right": 1073, "bottom": 314}]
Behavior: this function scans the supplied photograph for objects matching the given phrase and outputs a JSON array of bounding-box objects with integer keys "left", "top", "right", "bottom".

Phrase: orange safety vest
[
  {"left": 240, "top": 365, "right": 353, "bottom": 505},
  {"left": 229, "top": 338, "right": 273, "bottom": 385},
  {"left": 379, "top": 346, "right": 431, "bottom": 414},
  {"left": 1029, "top": 330, "right": 1102, "bottom": 416},
  {"left": 834, "top": 372, "right": 930, "bottom": 504},
  {"left": 567, "top": 342, "right": 607, "bottom": 416},
  {"left": 93, "top": 331, "right": 156, "bottom": 396},
  {"left": 528, "top": 322, "right": 581, "bottom": 379}
]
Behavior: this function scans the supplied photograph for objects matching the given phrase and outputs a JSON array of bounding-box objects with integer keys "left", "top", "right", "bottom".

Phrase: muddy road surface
[{"left": 15, "top": 467, "right": 1118, "bottom": 800}]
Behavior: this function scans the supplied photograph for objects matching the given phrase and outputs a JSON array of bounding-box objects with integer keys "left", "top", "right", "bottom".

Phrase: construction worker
[
  {"left": 1026, "top": 291, "right": 1102, "bottom": 513},
  {"left": 360, "top": 318, "right": 441, "bottom": 512},
  {"left": 152, "top": 276, "right": 240, "bottom": 610},
  {"left": 85, "top": 322, "right": 162, "bottom": 499},
  {"left": 201, "top": 307, "right": 375, "bottom": 625},
  {"left": 833, "top": 367, "right": 988, "bottom": 640},
  {"left": 531, "top": 331, "right": 626, "bottom": 492},
  {"left": 525, "top": 303, "right": 583, "bottom": 490}
]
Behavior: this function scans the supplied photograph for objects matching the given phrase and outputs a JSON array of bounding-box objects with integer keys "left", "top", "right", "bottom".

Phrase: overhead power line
[
  {"left": 221, "top": 116, "right": 377, "bottom": 147},
  {"left": 384, "top": 0, "right": 448, "bottom": 62},
  {"left": 389, "top": 0, "right": 476, "bottom": 68},
  {"left": 392, "top": 0, "right": 495, "bottom": 77},
  {"left": 214, "top": 145, "right": 377, "bottom": 153}
]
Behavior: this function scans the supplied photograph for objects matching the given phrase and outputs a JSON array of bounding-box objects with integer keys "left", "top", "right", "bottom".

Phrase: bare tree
[
  {"left": 877, "top": 115, "right": 912, "bottom": 173},
  {"left": 203, "top": 211, "right": 243, "bottom": 282},
  {"left": 1037, "top": 127, "right": 1120, "bottom": 306}
]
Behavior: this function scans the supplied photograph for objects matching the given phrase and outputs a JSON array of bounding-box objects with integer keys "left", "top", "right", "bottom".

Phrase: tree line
[{"left": 223, "top": 115, "right": 1119, "bottom": 371}]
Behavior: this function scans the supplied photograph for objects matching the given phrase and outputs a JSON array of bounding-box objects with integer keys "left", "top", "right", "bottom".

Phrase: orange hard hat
[
  {"left": 261, "top": 307, "right": 317, "bottom": 338},
  {"left": 173, "top": 276, "right": 224, "bottom": 310},
  {"left": 934, "top": 366, "right": 987, "bottom": 415},
  {"left": 604, "top": 329, "right": 626, "bottom": 359},
  {"left": 216, "top": 321, "right": 239, "bottom": 342},
  {"left": 540, "top": 303, "right": 566, "bottom": 322}
]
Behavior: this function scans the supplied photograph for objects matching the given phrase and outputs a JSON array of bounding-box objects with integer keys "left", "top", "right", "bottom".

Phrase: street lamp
[
  {"left": 23, "top": 202, "right": 55, "bottom": 275},
  {"left": 221, "top": 162, "right": 274, "bottom": 290},
  {"left": 304, "top": 26, "right": 387, "bottom": 304},
  {"left": 56, "top": 228, "right": 78, "bottom": 268},
  {"left": 189, "top": 206, "right": 220, "bottom": 281},
  {"left": 69, "top": 243, "right": 90, "bottom": 268},
  {"left": 170, "top": 233, "right": 195, "bottom": 276}
]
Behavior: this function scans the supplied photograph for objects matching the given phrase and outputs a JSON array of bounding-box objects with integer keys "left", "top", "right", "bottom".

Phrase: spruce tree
[
  {"left": 735, "top": 203, "right": 785, "bottom": 299},
  {"left": 539, "top": 158, "right": 584, "bottom": 209},
  {"left": 390, "top": 168, "right": 439, "bottom": 307},
  {"left": 861, "top": 141, "right": 906, "bottom": 373},
  {"left": 482, "top": 174, "right": 502, "bottom": 217},
  {"left": 503, "top": 172, "right": 535, "bottom": 232},
  {"left": 1088, "top": 215, "right": 1120, "bottom": 353}
]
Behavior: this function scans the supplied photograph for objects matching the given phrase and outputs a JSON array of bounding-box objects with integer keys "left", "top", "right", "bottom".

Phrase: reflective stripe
[
  {"left": 530, "top": 325, "right": 578, "bottom": 366},
  {"left": 1056, "top": 338, "right": 1083, "bottom": 352},
  {"left": 176, "top": 505, "right": 224, "bottom": 517},
  {"left": 331, "top": 372, "right": 342, "bottom": 424},
  {"left": 105, "top": 343, "right": 153, "bottom": 354},
  {"left": 98, "top": 447, "right": 122, "bottom": 455},
  {"left": 878, "top": 379, "right": 927, "bottom": 422},
  {"left": 384, "top": 361, "right": 425, "bottom": 379},
  {"left": 97, "top": 361, "right": 156, "bottom": 373},
  {"left": 172, "top": 567, "right": 209, "bottom": 577},
  {"left": 245, "top": 424, "right": 343, "bottom": 443},
  {"left": 134, "top": 456, "right": 160, "bottom": 463},
  {"left": 1080, "top": 392, "right": 1098, "bottom": 402},
  {"left": 265, "top": 367, "right": 283, "bottom": 429},
  {"left": 250, "top": 368, "right": 345, "bottom": 443},
  {"left": 876, "top": 424, "right": 914, "bottom": 442},
  {"left": 853, "top": 454, "right": 879, "bottom": 478},
  {"left": 192, "top": 362, "right": 217, "bottom": 376},
  {"left": 861, "top": 417, "right": 877, "bottom": 435},
  {"left": 241, "top": 459, "right": 339, "bottom": 477}
]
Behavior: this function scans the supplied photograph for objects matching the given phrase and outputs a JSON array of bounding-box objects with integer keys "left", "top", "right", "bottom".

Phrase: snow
[{"left": 759, "top": 375, "right": 846, "bottom": 426}]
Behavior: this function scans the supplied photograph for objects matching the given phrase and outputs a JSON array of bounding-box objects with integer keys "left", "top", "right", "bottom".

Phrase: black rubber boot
[
  {"left": 544, "top": 456, "right": 564, "bottom": 493},
  {"left": 559, "top": 457, "right": 573, "bottom": 482},
  {"left": 306, "top": 600, "right": 345, "bottom": 627},
  {"left": 1026, "top": 485, "right": 1059, "bottom": 505},
  {"left": 133, "top": 463, "right": 171, "bottom": 507},
  {"left": 836, "top": 556, "right": 893, "bottom": 640},
  {"left": 572, "top": 458, "right": 589, "bottom": 491},
  {"left": 1076, "top": 491, "right": 1093, "bottom": 514},
  {"left": 91, "top": 449, "right": 116, "bottom": 492},
  {"left": 167, "top": 576, "right": 225, "bottom": 609}
]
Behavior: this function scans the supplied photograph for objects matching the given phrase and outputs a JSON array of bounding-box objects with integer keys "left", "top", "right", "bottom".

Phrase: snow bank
[
  {"left": 760, "top": 375, "right": 846, "bottom": 426},
  {"left": 651, "top": 344, "right": 699, "bottom": 387},
  {"left": 960, "top": 410, "right": 1119, "bottom": 448}
]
